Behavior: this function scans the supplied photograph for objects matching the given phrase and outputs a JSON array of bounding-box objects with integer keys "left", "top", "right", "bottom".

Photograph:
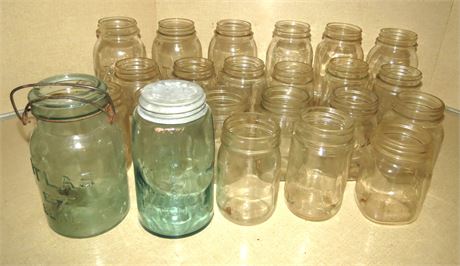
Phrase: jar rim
[
  {"left": 158, "top": 18, "right": 196, "bottom": 36},
  {"left": 262, "top": 86, "right": 310, "bottom": 115},
  {"left": 215, "top": 19, "right": 253, "bottom": 37},
  {"left": 114, "top": 57, "right": 160, "bottom": 82},
  {"left": 324, "top": 22, "right": 362, "bottom": 41},
  {"left": 274, "top": 20, "right": 311, "bottom": 38},
  {"left": 330, "top": 87, "right": 379, "bottom": 119},
  {"left": 394, "top": 91, "right": 445, "bottom": 122},
  {"left": 272, "top": 61, "right": 313, "bottom": 84},
  {"left": 377, "top": 28, "right": 418, "bottom": 47},
  {"left": 97, "top": 16, "right": 139, "bottom": 37},
  {"left": 173, "top": 57, "right": 215, "bottom": 81},
  {"left": 326, "top": 57, "right": 369, "bottom": 79},
  {"left": 223, "top": 55, "right": 265, "bottom": 78}
]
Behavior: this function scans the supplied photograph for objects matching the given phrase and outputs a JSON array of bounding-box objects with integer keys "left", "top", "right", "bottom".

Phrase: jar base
[{"left": 139, "top": 214, "right": 213, "bottom": 238}]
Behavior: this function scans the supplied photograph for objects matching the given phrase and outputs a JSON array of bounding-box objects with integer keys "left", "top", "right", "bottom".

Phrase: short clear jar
[
  {"left": 208, "top": 19, "right": 257, "bottom": 74},
  {"left": 132, "top": 80, "right": 214, "bottom": 238},
  {"left": 269, "top": 61, "right": 314, "bottom": 95},
  {"left": 320, "top": 57, "right": 369, "bottom": 105},
  {"left": 173, "top": 57, "right": 216, "bottom": 92},
  {"left": 93, "top": 16, "right": 146, "bottom": 79},
  {"left": 216, "top": 112, "right": 281, "bottom": 225},
  {"left": 285, "top": 107, "right": 354, "bottom": 221},
  {"left": 355, "top": 123, "right": 432, "bottom": 225},
  {"left": 265, "top": 20, "right": 313, "bottom": 77},
  {"left": 152, "top": 18, "right": 202, "bottom": 79},
  {"left": 217, "top": 55, "right": 266, "bottom": 111},
  {"left": 313, "top": 22, "right": 363, "bottom": 103},
  {"left": 373, "top": 64, "right": 422, "bottom": 121},
  {"left": 366, "top": 28, "right": 418, "bottom": 82},
  {"left": 260, "top": 86, "right": 311, "bottom": 181},
  {"left": 330, "top": 87, "right": 378, "bottom": 181}
]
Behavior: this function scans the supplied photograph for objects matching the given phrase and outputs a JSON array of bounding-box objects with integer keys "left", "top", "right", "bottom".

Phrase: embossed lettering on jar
[
  {"left": 173, "top": 57, "right": 216, "bottom": 92},
  {"left": 269, "top": 61, "right": 314, "bottom": 95}
]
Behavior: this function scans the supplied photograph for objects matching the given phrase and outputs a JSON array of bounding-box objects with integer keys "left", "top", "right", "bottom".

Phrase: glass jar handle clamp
[{"left": 10, "top": 82, "right": 117, "bottom": 125}]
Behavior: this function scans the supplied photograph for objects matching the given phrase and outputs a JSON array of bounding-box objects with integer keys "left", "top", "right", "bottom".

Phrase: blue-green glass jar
[
  {"left": 10, "top": 74, "right": 130, "bottom": 238},
  {"left": 132, "top": 80, "right": 214, "bottom": 238}
]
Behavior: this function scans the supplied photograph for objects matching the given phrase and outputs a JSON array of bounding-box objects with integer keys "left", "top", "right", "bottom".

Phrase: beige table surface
[{"left": 1, "top": 111, "right": 459, "bottom": 265}]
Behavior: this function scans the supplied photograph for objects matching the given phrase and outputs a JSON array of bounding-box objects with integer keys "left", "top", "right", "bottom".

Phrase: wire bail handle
[{"left": 10, "top": 82, "right": 117, "bottom": 125}]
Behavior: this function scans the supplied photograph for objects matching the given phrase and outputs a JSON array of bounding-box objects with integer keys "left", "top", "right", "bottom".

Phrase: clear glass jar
[
  {"left": 313, "top": 22, "right": 363, "bottom": 104},
  {"left": 320, "top": 57, "right": 369, "bottom": 105},
  {"left": 217, "top": 55, "right": 266, "bottom": 111},
  {"left": 366, "top": 28, "right": 418, "bottom": 83},
  {"left": 269, "top": 61, "right": 314, "bottom": 95},
  {"left": 373, "top": 64, "right": 422, "bottom": 121},
  {"left": 216, "top": 112, "right": 281, "bottom": 225},
  {"left": 285, "top": 107, "right": 354, "bottom": 221},
  {"left": 265, "top": 20, "right": 313, "bottom": 78},
  {"left": 152, "top": 18, "right": 202, "bottom": 79},
  {"left": 10, "top": 73, "right": 130, "bottom": 238},
  {"left": 132, "top": 80, "right": 214, "bottom": 237},
  {"left": 260, "top": 86, "right": 311, "bottom": 181},
  {"left": 93, "top": 16, "right": 146, "bottom": 79},
  {"left": 173, "top": 57, "right": 216, "bottom": 92},
  {"left": 208, "top": 19, "right": 257, "bottom": 74},
  {"left": 355, "top": 122, "right": 433, "bottom": 225},
  {"left": 330, "top": 87, "right": 378, "bottom": 181}
]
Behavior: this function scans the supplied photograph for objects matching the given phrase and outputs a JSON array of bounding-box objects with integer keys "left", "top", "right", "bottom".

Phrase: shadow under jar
[
  {"left": 265, "top": 20, "right": 313, "bottom": 78},
  {"left": 285, "top": 107, "right": 354, "bottom": 221},
  {"left": 269, "top": 61, "right": 314, "bottom": 95},
  {"left": 152, "top": 18, "right": 202, "bottom": 79},
  {"left": 208, "top": 19, "right": 257, "bottom": 74},
  {"left": 216, "top": 112, "right": 281, "bottom": 225},
  {"left": 173, "top": 57, "right": 216, "bottom": 92},
  {"left": 355, "top": 123, "right": 433, "bottom": 225}
]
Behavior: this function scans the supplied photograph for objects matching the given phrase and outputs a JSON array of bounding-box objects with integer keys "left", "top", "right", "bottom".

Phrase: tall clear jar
[
  {"left": 366, "top": 28, "right": 418, "bottom": 82},
  {"left": 373, "top": 63, "right": 422, "bottom": 121},
  {"left": 330, "top": 87, "right": 378, "bottom": 181},
  {"left": 260, "top": 86, "right": 311, "bottom": 180},
  {"left": 265, "top": 20, "right": 313, "bottom": 77},
  {"left": 152, "top": 18, "right": 202, "bottom": 79},
  {"left": 216, "top": 112, "right": 281, "bottom": 225},
  {"left": 269, "top": 61, "right": 314, "bottom": 95},
  {"left": 208, "top": 19, "right": 257, "bottom": 73},
  {"left": 93, "top": 16, "right": 146, "bottom": 79},
  {"left": 132, "top": 80, "right": 214, "bottom": 238},
  {"left": 285, "top": 107, "right": 354, "bottom": 221},
  {"left": 173, "top": 57, "right": 216, "bottom": 92},
  {"left": 355, "top": 123, "right": 433, "bottom": 224},
  {"left": 319, "top": 57, "right": 369, "bottom": 105},
  {"left": 217, "top": 55, "right": 266, "bottom": 111},
  {"left": 10, "top": 73, "right": 130, "bottom": 238},
  {"left": 313, "top": 22, "right": 363, "bottom": 104}
]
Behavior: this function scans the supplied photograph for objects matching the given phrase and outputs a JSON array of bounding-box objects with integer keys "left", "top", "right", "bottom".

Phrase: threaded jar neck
[
  {"left": 173, "top": 57, "right": 215, "bottom": 81},
  {"left": 272, "top": 61, "right": 313, "bottom": 85},
  {"left": 215, "top": 19, "right": 253, "bottom": 37},
  {"left": 393, "top": 91, "right": 444, "bottom": 123},
  {"left": 114, "top": 57, "right": 160, "bottom": 82},
  {"left": 97, "top": 16, "right": 139, "bottom": 38},
  {"left": 326, "top": 57, "right": 369, "bottom": 80},
  {"left": 273, "top": 20, "right": 311, "bottom": 39},
  {"left": 323, "top": 22, "right": 362, "bottom": 42},
  {"left": 157, "top": 18, "right": 196, "bottom": 36},
  {"left": 223, "top": 55, "right": 265, "bottom": 79},
  {"left": 262, "top": 86, "right": 311, "bottom": 115},
  {"left": 376, "top": 28, "right": 418, "bottom": 47},
  {"left": 330, "top": 87, "right": 378, "bottom": 120},
  {"left": 207, "top": 88, "right": 248, "bottom": 118},
  {"left": 377, "top": 64, "right": 422, "bottom": 90}
]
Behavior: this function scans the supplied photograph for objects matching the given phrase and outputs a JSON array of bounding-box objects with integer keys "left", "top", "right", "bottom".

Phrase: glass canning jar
[
  {"left": 265, "top": 20, "right": 313, "bottom": 78},
  {"left": 217, "top": 55, "right": 266, "bottom": 111},
  {"left": 152, "top": 18, "right": 202, "bottom": 79},
  {"left": 260, "top": 86, "right": 311, "bottom": 181},
  {"left": 373, "top": 64, "right": 422, "bottom": 121},
  {"left": 355, "top": 122, "right": 433, "bottom": 225},
  {"left": 269, "top": 61, "right": 314, "bottom": 95},
  {"left": 216, "top": 112, "right": 281, "bottom": 225},
  {"left": 313, "top": 22, "right": 363, "bottom": 103},
  {"left": 10, "top": 73, "right": 130, "bottom": 238},
  {"left": 208, "top": 19, "right": 257, "bottom": 74},
  {"left": 330, "top": 87, "right": 378, "bottom": 181},
  {"left": 132, "top": 80, "right": 214, "bottom": 238},
  {"left": 93, "top": 16, "right": 146, "bottom": 79},
  {"left": 285, "top": 107, "right": 354, "bottom": 221},
  {"left": 319, "top": 57, "right": 369, "bottom": 106},
  {"left": 366, "top": 28, "right": 418, "bottom": 83},
  {"left": 173, "top": 57, "right": 216, "bottom": 92}
]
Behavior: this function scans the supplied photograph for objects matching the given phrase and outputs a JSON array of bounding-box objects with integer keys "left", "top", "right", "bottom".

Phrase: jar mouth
[
  {"left": 327, "top": 57, "right": 369, "bottom": 79},
  {"left": 324, "top": 22, "right": 362, "bottom": 41},
  {"left": 97, "top": 16, "right": 139, "bottom": 36},
  {"left": 330, "top": 87, "right": 378, "bottom": 119},
  {"left": 272, "top": 61, "right": 313, "bottom": 84},
  {"left": 262, "top": 86, "right": 310, "bottom": 115},
  {"left": 274, "top": 20, "right": 311, "bottom": 38},
  {"left": 158, "top": 18, "right": 196, "bottom": 36},
  {"left": 394, "top": 91, "right": 445, "bottom": 122},
  {"left": 223, "top": 55, "right": 265, "bottom": 78},
  {"left": 215, "top": 19, "right": 253, "bottom": 37},
  {"left": 377, "top": 64, "right": 422, "bottom": 89},
  {"left": 173, "top": 57, "right": 215, "bottom": 80},
  {"left": 114, "top": 57, "right": 160, "bottom": 81},
  {"left": 207, "top": 88, "right": 248, "bottom": 115},
  {"left": 377, "top": 28, "right": 418, "bottom": 47}
]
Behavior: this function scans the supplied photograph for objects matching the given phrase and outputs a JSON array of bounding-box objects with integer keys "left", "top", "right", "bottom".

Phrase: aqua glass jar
[
  {"left": 132, "top": 80, "right": 214, "bottom": 238},
  {"left": 269, "top": 61, "right": 314, "bottom": 95},
  {"left": 10, "top": 73, "right": 130, "bottom": 238},
  {"left": 173, "top": 57, "right": 216, "bottom": 92}
]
